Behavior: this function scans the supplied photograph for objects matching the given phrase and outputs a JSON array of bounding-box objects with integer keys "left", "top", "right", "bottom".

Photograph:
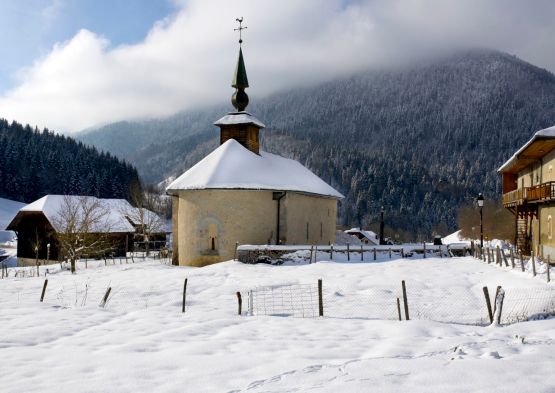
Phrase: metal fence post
[
  {"left": 182, "top": 278, "right": 188, "bottom": 313},
  {"left": 40, "top": 279, "right": 48, "bottom": 302},
  {"left": 318, "top": 279, "right": 323, "bottom": 317},
  {"left": 401, "top": 280, "right": 409, "bottom": 320}
]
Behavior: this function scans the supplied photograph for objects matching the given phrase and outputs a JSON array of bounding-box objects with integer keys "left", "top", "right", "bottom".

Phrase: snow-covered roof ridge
[
  {"left": 346, "top": 227, "right": 378, "bottom": 240},
  {"left": 214, "top": 112, "right": 265, "bottom": 128},
  {"left": 498, "top": 125, "right": 555, "bottom": 173},
  {"left": 18, "top": 195, "right": 136, "bottom": 233},
  {"left": 166, "top": 139, "right": 344, "bottom": 199}
]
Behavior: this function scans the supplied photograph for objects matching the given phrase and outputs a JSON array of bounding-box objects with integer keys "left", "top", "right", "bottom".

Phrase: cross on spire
[{"left": 234, "top": 17, "right": 247, "bottom": 45}]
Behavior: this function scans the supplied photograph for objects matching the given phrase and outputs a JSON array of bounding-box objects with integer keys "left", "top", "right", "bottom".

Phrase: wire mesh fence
[{"left": 0, "top": 278, "right": 554, "bottom": 326}]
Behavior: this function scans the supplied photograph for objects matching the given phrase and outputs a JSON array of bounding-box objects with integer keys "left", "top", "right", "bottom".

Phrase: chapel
[{"left": 166, "top": 28, "right": 344, "bottom": 267}]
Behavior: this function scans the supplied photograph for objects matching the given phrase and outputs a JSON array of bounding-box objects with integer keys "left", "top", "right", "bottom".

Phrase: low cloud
[{"left": 1, "top": 0, "right": 554, "bottom": 132}]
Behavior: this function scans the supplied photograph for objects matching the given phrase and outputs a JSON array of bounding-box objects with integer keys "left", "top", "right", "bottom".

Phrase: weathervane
[{"left": 234, "top": 17, "right": 247, "bottom": 45}]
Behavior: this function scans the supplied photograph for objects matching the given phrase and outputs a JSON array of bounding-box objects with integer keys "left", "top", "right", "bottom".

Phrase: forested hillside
[
  {"left": 0, "top": 119, "right": 140, "bottom": 203},
  {"left": 77, "top": 49, "right": 555, "bottom": 240}
]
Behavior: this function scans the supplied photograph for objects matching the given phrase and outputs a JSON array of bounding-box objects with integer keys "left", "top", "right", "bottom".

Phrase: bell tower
[{"left": 213, "top": 17, "right": 265, "bottom": 154}]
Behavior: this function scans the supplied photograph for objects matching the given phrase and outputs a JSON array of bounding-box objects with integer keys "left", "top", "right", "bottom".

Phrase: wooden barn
[{"left": 6, "top": 195, "right": 169, "bottom": 267}]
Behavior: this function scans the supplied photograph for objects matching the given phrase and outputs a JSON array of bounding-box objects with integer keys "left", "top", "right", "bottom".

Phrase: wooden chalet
[{"left": 499, "top": 125, "right": 555, "bottom": 256}]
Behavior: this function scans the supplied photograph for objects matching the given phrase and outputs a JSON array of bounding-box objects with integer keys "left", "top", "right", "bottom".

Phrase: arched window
[{"left": 208, "top": 224, "right": 218, "bottom": 250}]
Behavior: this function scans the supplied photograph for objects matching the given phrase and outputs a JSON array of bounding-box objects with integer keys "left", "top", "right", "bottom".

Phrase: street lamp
[
  {"left": 477, "top": 193, "right": 485, "bottom": 247},
  {"left": 379, "top": 206, "right": 385, "bottom": 245}
]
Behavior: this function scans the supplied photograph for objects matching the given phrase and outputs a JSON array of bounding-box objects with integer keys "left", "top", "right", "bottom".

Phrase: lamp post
[
  {"left": 477, "top": 193, "right": 485, "bottom": 248},
  {"left": 379, "top": 206, "right": 385, "bottom": 245}
]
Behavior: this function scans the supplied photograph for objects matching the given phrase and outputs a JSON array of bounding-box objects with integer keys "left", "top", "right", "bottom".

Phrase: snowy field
[{"left": 0, "top": 253, "right": 554, "bottom": 392}]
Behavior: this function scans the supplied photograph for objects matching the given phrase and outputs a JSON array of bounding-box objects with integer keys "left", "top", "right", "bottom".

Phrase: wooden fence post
[
  {"left": 396, "top": 298, "right": 402, "bottom": 321},
  {"left": 482, "top": 286, "right": 493, "bottom": 324},
  {"left": 487, "top": 248, "right": 491, "bottom": 264},
  {"left": 234, "top": 241, "right": 238, "bottom": 261},
  {"left": 547, "top": 256, "right": 551, "bottom": 283},
  {"left": 502, "top": 249, "right": 509, "bottom": 267},
  {"left": 373, "top": 247, "right": 376, "bottom": 260},
  {"left": 236, "top": 292, "right": 242, "bottom": 315},
  {"left": 510, "top": 247, "right": 515, "bottom": 268},
  {"left": 314, "top": 245, "right": 318, "bottom": 263},
  {"left": 361, "top": 244, "right": 363, "bottom": 261},
  {"left": 347, "top": 243, "right": 350, "bottom": 261},
  {"left": 310, "top": 245, "right": 313, "bottom": 264},
  {"left": 401, "top": 280, "right": 409, "bottom": 320},
  {"left": 519, "top": 250, "right": 524, "bottom": 272},
  {"left": 36, "top": 262, "right": 39, "bottom": 277},
  {"left": 463, "top": 246, "right": 467, "bottom": 257},
  {"left": 531, "top": 251, "right": 536, "bottom": 277},
  {"left": 40, "top": 279, "right": 48, "bottom": 302},
  {"left": 389, "top": 247, "right": 392, "bottom": 259},
  {"left": 423, "top": 242, "right": 426, "bottom": 258},
  {"left": 401, "top": 247, "right": 404, "bottom": 258},
  {"left": 318, "top": 279, "right": 324, "bottom": 317},
  {"left": 496, "top": 289, "right": 505, "bottom": 324},
  {"left": 182, "top": 278, "right": 188, "bottom": 313},
  {"left": 492, "top": 286, "right": 501, "bottom": 316},
  {"left": 330, "top": 244, "right": 333, "bottom": 260}
]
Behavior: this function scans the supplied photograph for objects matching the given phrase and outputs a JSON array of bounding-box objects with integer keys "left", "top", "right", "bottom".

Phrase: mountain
[
  {"left": 76, "top": 49, "right": 555, "bottom": 240},
  {"left": 0, "top": 119, "right": 141, "bottom": 203}
]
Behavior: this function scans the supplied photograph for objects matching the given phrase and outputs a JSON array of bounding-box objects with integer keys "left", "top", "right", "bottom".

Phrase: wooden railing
[
  {"left": 526, "top": 181, "right": 555, "bottom": 202},
  {"left": 502, "top": 188, "right": 524, "bottom": 205},
  {"left": 502, "top": 182, "right": 555, "bottom": 206}
]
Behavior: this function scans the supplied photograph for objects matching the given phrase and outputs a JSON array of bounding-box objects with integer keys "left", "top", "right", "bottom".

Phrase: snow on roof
[
  {"left": 498, "top": 125, "right": 555, "bottom": 173},
  {"left": 0, "top": 197, "right": 26, "bottom": 231},
  {"left": 213, "top": 112, "right": 265, "bottom": 128},
  {"left": 346, "top": 228, "right": 378, "bottom": 240},
  {"left": 18, "top": 195, "right": 135, "bottom": 233},
  {"left": 166, "top": 139, "right": 344, "bottom": 199}
]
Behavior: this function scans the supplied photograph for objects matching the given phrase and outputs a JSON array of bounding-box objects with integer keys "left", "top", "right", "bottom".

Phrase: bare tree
[
  {"left": 29, "top": 228, "right": 42, "bottom": 266},
  {"left": 52, "top": 195, "right": 118, "bottom": 274},
  {"left": 122, "top": 182, "right": 167, "bottom": 256}
]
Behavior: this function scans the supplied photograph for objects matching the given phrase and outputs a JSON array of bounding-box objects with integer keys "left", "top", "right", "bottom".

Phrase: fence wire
[{"left": 0, "top": 279, "right": 554, "bottom": 326}]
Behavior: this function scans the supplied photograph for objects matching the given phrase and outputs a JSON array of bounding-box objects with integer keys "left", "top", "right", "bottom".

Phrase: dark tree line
[{"left": 0, "top": 119, "right": 140, "bottom": 203}]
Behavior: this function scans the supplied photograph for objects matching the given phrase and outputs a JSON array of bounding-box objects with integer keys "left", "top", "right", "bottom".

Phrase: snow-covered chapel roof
[{"left": 166, "top": 139, "right": 344, "bottom": 199}]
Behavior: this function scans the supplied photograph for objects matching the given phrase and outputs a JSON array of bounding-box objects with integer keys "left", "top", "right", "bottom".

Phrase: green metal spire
[{"left": 232, "top": 48, "right": 249, "bottom": 89}]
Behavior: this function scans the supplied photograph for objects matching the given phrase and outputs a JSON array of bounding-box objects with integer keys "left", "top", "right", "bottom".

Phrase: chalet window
[
  {"left": 320, "top": 221, "right": 323, "bottom": 237},
  {"left": 549, "top": 215, "right": 553, "bottom": 239},
  {"left": 306, "top": 222, "right": 310, "bottom": 240},
  {"left": 240, "top": 129, "right": 246, "bottom": 137},
  {"left": 223, "top": 130, "right": 229, "bottom": 138}
]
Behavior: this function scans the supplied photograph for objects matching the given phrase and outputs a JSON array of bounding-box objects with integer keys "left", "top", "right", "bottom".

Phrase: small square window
[
  {"left": 240, "top": 129, "right": 246, "bottom": 137},
  {"left": 223, "top": 130, "right": 229, "bottom": 138}
]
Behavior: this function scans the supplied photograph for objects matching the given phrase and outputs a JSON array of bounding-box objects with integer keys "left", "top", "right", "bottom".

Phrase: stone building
[{"left": 166, "top": 43, "right": 344, "bottom": 267}]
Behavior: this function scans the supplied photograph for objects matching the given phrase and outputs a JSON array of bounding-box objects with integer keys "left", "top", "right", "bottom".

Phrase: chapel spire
[
  {"left": 231, "top": 18, "right": 249, "bottom": 112},
  {"left": 213, "top": 17, "right": 265, "bottom": 155}
]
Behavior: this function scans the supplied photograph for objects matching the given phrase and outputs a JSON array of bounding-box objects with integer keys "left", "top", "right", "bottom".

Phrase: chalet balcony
[
  {"left": 502, "top": 181, "right": 555, "bottom": 207},
  {"left": 526, "top": 181, "right": 555, "bottom": 203},
  {"left": 502, "top": 188, "right": 525, "bottom": 207}
]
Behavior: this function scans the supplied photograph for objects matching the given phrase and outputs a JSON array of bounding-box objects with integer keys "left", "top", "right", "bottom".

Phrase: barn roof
[
  {"left": 345, "top": 228, "right": 379, "bottom": 244},
  {"left": 166, "top": 139, "right": 344, "bottom": 199},
  {"left": 8, "top": 195, "right": 135, "bottom": 233}
]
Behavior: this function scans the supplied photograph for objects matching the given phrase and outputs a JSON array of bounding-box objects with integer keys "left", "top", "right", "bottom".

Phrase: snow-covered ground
[{"left": 0, "top": 254, "right": 554, "bottom": 392}]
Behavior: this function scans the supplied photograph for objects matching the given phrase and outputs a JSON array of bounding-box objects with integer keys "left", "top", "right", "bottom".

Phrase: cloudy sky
[{"left": 1, "top": 0, "right": 554, "bottom": 133}]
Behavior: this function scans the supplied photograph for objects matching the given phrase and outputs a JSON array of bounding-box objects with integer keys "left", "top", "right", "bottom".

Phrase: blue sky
[{"left": 0, "top": 0, "right": 176, "bottom": 91}]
